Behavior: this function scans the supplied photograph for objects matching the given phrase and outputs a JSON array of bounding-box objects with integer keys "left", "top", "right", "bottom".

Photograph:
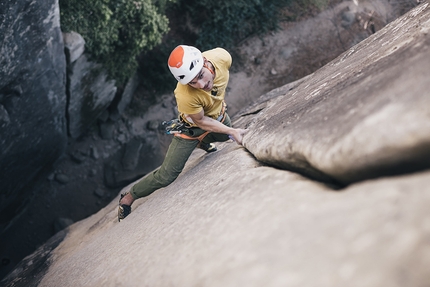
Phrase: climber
[{"left": 118, "top": 45, "right": 247, "bottom": 221}]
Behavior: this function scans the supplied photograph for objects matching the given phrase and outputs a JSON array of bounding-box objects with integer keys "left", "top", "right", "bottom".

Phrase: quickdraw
[{"left": 161, "top": 118, "right": 188, "bottom": 135}]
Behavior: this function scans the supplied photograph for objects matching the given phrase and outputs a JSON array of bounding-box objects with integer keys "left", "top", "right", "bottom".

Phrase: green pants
[{"left": 130, "top": 113, "right": 231, "bottom": 199}]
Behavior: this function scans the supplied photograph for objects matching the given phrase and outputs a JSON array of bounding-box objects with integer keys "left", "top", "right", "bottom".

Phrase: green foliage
[
  {"left": 281, "top": 0, "right": 333, "bottom": 21},
  {"left": 59, "top": 0, "right": 171, "bottom": 84},
  {"left": 170, "top": 0, "right": 291, "bottom": 50},
  {"left": 137, "top": 40, "right": 179, "bottom": 95},
  {"left": 168, "top": 0, "right": 335, "bottom": 51}
]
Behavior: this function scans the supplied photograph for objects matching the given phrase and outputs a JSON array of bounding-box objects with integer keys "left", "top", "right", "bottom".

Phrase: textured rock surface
[
  {"left": 0, "top": 0, "right": 67, "bottom": 227},
  {"left": 7, "top": 145, "right": 430, "bottom": 287},
  {"left": 226, "top": 0, "right": 402, "bottom": 116},
  {"left": 67, "top": 54, "right": 117, "bottom": 138},
  {"left": 2, "top": 2, "right": 430, "bottom": 287},
  {"left": 62, "top": 31, "right": 85, "bottom": 64},
  {"left": 103, "top": 95, "right": 175, "bottom": 188},
  {"left": 238, "top": 2, "right": 430, "bottom": 185},
  {"left": 113, "top": 73, "right": 139, "bottom": 115}
]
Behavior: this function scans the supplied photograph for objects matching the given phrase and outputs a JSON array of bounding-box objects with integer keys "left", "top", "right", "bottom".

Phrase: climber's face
[{"left": 188, "top": 59, "right": 214, "bottom": 91}]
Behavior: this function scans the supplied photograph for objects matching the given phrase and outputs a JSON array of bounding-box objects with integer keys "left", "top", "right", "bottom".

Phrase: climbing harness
[{"left": 162, "top": 102, "right": 227, "bottom": 145}]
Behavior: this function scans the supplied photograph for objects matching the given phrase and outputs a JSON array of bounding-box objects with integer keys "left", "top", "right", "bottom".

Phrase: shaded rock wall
[
  {"left": 2, "top": 2, "right": 430, "bottom": 287},
  {"left": 0, "top": 0, "right": 145, "bottom": 279},
  {"left": 0, "top": 0, "right": 135, "bottom": 237},
  {"left": 0, "top": 0, "right": 67, "bottom": 227},
  {"left": 67, "top": 54, "right": 117, "bottom": 139}
]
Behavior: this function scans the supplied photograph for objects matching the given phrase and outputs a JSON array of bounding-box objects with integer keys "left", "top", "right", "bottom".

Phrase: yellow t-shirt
[{"left": 174, "top": 48, "right": 232, "bottom": 126}]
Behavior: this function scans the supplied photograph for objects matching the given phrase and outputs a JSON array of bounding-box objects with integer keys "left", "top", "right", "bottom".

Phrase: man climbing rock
[{"left": 118, "top": 45, "right": 247, "bottom": 221}]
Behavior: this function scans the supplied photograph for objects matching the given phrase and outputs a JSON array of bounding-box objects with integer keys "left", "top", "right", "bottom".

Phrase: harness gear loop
[{"left": 174, "top": 101, "right": 227, "bottom": 145}]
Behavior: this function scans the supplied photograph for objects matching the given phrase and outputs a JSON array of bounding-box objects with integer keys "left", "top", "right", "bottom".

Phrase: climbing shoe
[
  {"left": 199, "top": 142, "right": 217, "bottom": 153},
  {"left": 118, "top": 192, "right": 132, "bottom": 222}
]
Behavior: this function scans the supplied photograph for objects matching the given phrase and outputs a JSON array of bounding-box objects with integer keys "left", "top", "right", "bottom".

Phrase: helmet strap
[{"left": 204, "top": 59, "right": 215, "bottom": 76}]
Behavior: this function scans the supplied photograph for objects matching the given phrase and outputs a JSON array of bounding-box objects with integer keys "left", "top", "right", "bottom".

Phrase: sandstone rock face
[
  {"left": 0, "top": 0, "right": 67, "bottom": 226},
  {"left": 2, "top": 2, "right": 430, "bottom": 287},
  {"left": 238, "top": 1, "right": 430, "bottom": 185},
  {"left": 33, "top": 153, "right": 430, "bottom": 287}
]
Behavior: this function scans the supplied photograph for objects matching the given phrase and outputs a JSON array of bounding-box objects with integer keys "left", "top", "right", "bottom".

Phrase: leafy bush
[
  {"left": 59, "top": 0, "right": 171, "bottom": 85},
  {"left": 169, "top": 0, "right": 292, "bottom": 51},
  {"left": 137, "top": 40, "right": 179, "bottom": 95},
  {"left": 168, "top": 0, "right": 335, "bottom": 51},
  {"left": 281, "top": 0, "right": 334, "bottom": 21}
]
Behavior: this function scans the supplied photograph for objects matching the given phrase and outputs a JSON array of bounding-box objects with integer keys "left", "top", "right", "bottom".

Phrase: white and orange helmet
[{"left": 168, "top": 45, "right": 203, "bottom": 85}]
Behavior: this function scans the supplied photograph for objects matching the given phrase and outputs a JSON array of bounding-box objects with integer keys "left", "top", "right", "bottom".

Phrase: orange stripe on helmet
[{"left": 168, "top": 46, "right": 185, "bottom": 68}]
